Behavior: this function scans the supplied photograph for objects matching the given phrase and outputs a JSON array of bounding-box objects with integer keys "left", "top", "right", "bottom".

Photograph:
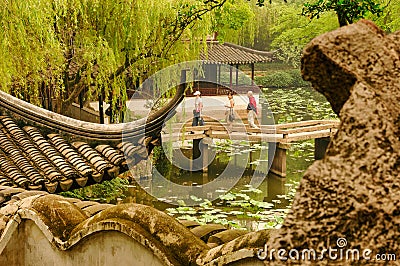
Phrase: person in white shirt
[
  {"left": 192, "top": 91, "right": 203, "bottom": 126},
  {"left": 225, "top": 91, "right": 235, "bottom": 132}
]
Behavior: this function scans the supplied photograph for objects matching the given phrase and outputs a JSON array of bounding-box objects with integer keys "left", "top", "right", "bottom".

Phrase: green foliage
[
  {"left": 270, "top": 4, "right": 338, "bottom": 66},
  {"left": 263, "top": 87, "right": 338, "bottom": 123},
  {"left": 302, "top": 0, "right": 383, "bottom": 26},
  {"left": 152, "top": 145, "right": 185, "bottom": 181},
  {"left": 152, "top": 146, "right": 172, "bottom": 177},
  {"left": 255, "top": 69, "right": 310, "bottom": 88},
  {"left": 256, "top": 71, "right": 293, "bottom": 88},
  {"left": 214, "top": 1, "right": 255, "bottom": 41},
  {"left": 372, "top": 0, "right": 400, "bottom": 32},
  {"left": 285, "top": 69, "right": 310, "bottom": 87},
  {"left": 0, "top": 0, "right": 226, "bottom": 114},
  {"left": 165, "top": 184, "right": 297, "bottom": 230},
  {"left": 59, "top": 177, "right": 129, "bottom": 203},
  {"left": 228, "top": 0, "right": 398, "bottom": 67}
]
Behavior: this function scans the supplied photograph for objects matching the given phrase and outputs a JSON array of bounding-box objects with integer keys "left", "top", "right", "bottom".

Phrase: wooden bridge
[{"left": 162, "top": 119, "right": 339, "bottom": 177}]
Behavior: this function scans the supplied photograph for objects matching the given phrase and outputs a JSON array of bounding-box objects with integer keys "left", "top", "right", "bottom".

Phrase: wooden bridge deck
[
  {"left": 161, "top": 119, "right": 339, "bottom": 177},
  {"left": 162, "top": 120, "right": 339, "bottom": 144}
]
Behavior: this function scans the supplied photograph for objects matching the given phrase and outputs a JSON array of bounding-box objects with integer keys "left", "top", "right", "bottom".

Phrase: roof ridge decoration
[
  {"left": 0, "top": 193, "right": 209, "bottom": 265},
  {"left": 223, "top": 42, "right": 276, "bottom": 57},
  {"left": 199, "top": 42, "right": 276, "bottom": 65},
  {"left": 0, "top": 190, "right": 269, "bottom": 266},
  {"left": 0, "top": 81, "right": 185, "bottom": 142}
]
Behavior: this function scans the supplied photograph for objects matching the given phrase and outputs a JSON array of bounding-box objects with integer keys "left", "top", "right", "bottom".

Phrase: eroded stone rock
[{"left": 262, "top": 20, "right": 400, "bottom": 265}]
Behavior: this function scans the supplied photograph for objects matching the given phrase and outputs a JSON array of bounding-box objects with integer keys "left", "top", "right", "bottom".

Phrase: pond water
[
  {"left": 125, "top": 87, "right": 338, "bottom": 231},
  {"left": 61, "top": 86, "right": 337, "bottom": 231}
]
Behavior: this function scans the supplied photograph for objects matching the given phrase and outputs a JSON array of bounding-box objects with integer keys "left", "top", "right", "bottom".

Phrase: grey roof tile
[
  {"left": 0, "top": 116, "right": 135, "bottom": 193},
  {"left": 200, "top": 42, "right": 275, "bottom": 65}
]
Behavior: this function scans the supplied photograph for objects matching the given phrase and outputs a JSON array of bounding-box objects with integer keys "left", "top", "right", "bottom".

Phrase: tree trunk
[{"left": 337, "top": 12, "right": 348, "bottom": 27}]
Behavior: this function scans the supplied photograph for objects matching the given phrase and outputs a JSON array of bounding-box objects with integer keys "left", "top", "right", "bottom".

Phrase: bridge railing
[
  {"left": 162, "top": 119, "right": 339, "bottom": 177},
  {"left": 166, "top": 119, "right": 339, "bottom": 143}
]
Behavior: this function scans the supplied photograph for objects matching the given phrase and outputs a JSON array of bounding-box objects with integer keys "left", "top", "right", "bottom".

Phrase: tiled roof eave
[
  {"left": 199, "top": 42, "right": 275, "bottom": 65},
  {"left": 0, "top": 115, "right": 151, "bottom": 193}
]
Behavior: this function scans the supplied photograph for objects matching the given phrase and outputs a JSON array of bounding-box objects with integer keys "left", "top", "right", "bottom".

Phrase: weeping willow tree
[{"left": 0, "top": 0, "right": 233, "bottom": 117}]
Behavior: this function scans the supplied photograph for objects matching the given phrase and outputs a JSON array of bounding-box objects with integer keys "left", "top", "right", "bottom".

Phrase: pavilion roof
[{"left": 199, "top": 42, "right": 276, "bottom": 65}]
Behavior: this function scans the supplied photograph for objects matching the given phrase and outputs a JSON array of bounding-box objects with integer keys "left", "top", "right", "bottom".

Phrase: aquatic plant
[{"left": 165, "top": 183, "right": 299, "bottom": 231}]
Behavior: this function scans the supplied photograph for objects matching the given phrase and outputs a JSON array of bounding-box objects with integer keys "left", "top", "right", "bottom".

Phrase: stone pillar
[
  {"left": 314, "top": 137, "right": 330, "bottom": 160},
  {"left": 192, "top": 138, "right": 210, "bottom": 173},
  {"left": 202, "top": 141, "right": 209, "bottom": 173},
  {"left": 268, "top": 142, "right": 289, "bottom": 177},
  {"left": 251, "top": 63, "right": 255, "bottom": 86},
  {"left": 193, "top": 138, "right": 201, "bottom": 158}
]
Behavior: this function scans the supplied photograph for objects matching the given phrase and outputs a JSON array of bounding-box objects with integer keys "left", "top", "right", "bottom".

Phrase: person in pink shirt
[{"left": 246, "top": 91, "right": 259, "bottom": 129}]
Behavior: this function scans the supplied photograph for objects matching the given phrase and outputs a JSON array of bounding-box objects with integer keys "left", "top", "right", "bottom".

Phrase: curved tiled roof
[
  {"left": 0, "top": 115, "right": 149, "bottom": 193},
  {"left": 0, "top": 78, "right": 186, "bottom": 192},
  {"left": 200, "top": 42, "right": 275, "bottom": 65},
  {"left": 0, "top": 86, "right": 184, "bottom": 142}
]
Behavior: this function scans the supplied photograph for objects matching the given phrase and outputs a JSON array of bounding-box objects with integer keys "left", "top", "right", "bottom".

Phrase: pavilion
[{"left": 190, "top": 41, "right": 276, "bottom": 96}]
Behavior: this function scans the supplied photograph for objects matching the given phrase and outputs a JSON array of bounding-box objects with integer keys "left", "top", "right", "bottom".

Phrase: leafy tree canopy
[
  {"left": 1, "top": 0, "right": 396, "bottom": 119},
  {"left": 372, "top": 0, "right": 400, "bottom": 32},
  {"left": 0, "top": 0, "right": 239, "bottom": 114},
  {"left": 270, "top": 3, "right": 338, "bottom": 66},
  {"left": 226, "top": 0, "right": 399, "bottom": 67},
  {"left": 301, "top": 0, "right": 384, "bottom": 26}
]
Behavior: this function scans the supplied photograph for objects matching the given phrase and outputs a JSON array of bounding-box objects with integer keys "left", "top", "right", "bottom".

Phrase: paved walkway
[
  {"left": 126, "top": 94, "right": 260, "bottom": 120},
  {"left": 89, "top": 94, "right": 261, "bottom": 122}
]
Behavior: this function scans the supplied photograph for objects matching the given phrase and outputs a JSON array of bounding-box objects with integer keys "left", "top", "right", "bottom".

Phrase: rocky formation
[{"left": 264, "top": 20, "right": 400, "bottom": 265}]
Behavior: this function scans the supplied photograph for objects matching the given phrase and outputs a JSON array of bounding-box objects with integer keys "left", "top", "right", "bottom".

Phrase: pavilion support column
[
  {"left": 251, "top": 63, "right": 255, "bottom": 86},
  {"left": 229, "top": 64, "right": 233, "bottom": 89},
  {"left": 78, "top": 90, "right": 84, "bottom": 121},
  {"left": 315, "top": 137, "right": 331, "bottom": 160},
  {"left": 79, "top": 90, "right": 84, "bottom": 109},
  {"left": 268, "top": 142, "right": 289, "bottom": 177},
  {"left": 218, "top": 64, "right": 221, "bottom": 85},
  {"left": 235, "top": 64, "right": 239, "bottom": 89},
  {"left": 40, "top": 83, "right": 47, "bottom": 110},
  {"left": 216, "top": 64, "right": 219, "bottom": 95}
]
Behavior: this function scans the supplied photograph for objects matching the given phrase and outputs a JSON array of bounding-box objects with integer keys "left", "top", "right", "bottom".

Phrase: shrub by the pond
[
  {"left": 59, "top": 177, "right": 129, "bottom": 203},
  {"left": 255, "top": 69, "right": 310, "bottom": 88}
]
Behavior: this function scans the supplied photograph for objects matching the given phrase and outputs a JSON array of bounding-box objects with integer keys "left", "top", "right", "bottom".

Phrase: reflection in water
[
  {"left": 150, "top": 143, "right": 311, "bottom": 201},
  {"left": 123, "top": 140, "right": 314, "bottom": 231}
]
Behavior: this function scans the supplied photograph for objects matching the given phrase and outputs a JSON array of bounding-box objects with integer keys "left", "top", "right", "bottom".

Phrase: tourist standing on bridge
[
  {"left": 225, "top": 91, "right": 235, "bottom": 132},
  {"left": 246, "top": 91, "right": 259, "bottom": 129},
  {"left": 192, "top": 91, "right": 204, "bottom": 126}
]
